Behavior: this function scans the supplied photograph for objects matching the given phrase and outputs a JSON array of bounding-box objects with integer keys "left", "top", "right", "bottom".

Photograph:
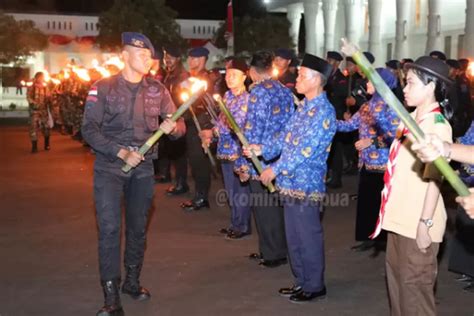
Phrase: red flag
[{"left": 227, "top": 0, "right": 233, "bottom": 34}]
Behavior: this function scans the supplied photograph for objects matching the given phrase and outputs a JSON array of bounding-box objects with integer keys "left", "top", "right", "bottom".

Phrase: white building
[
  {"left": 265, "top": 0, "right": 474, "bottom": 66},
  {"left": 7, "top": 13, "right": 223, "bottom": 74}
]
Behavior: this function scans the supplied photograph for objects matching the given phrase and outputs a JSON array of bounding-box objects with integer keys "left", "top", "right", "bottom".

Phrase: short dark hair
[{"left": 250, "top": 50, "right": 273, "bottom": 73}]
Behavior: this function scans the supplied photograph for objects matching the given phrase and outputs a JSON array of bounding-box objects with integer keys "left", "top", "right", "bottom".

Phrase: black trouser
[
  {"left": 249, "top": 180, "right": 287, "bottom": 260},
  {"left": 154, "top": 136, "right": 188, "bottom": 185},
  {"left": 328, "top": 133, "right": 344, "bottom": 184},
  {"left": 186, "top": 124, "right": 211, "bottom": 200},
  {"left": 93, "top": 168, "right": 154, "bottom": 281}
]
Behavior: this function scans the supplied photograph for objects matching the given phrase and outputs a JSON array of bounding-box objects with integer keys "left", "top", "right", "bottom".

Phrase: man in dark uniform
[
  {"left": 160, "top": 47, "right": 191, "bottom": 192},
  {"left": 325, "top": 51, "right": 346, "bottom": 188},
  {"left": 179, "top": 47, "right": 218, "bottom": 211},
  {"left": 82, "top": 32, "right": 185, "bottom": 316},
  {"left": 274, "top": 48, "right": 298, "bottom": 94}
]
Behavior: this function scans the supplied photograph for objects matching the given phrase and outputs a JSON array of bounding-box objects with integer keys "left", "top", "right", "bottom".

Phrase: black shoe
[
  {"left": 31, "top": 141, "right": 38, "bottom": 154},
  {"left": 44, "top": 137, "right": 50, "bottom": 150},
  {"left": 71, "top": 132, "right": 82, "bottom": 141},
  {"left": 248, "top": 253, "right": 262, "bottom": 260},
  {"left": 456, "top": 274, "right": 473, "bottom": 283},
  {"left": 463, "top": 282, "right": 474, "bottom": 293},
  {"left": 289, "top": 287, "right": 327, "bottom": 303},
  {"left": 279, "top": 285, "right": 303, "bottom": 297},
  {"left": 155, "top": 174, "right": 171, "bottom": 183},
  {"left": 121, "top": 265, "right": 151, "bottom": 301},
  {"left": 225, "top": 231, "right": 250, "bottom": 240},
  {"left": 181, "top": 198, "right": 210, "bottom": 211},
  {"left": 219, "top": 227, "right": 233, "bottom": 234},
  {"left": 97, "top": 279, "right": 124, "bottom": 316},
  {"left": 259, "top": 258, "right": 287, "bottom": 268},
  {"left": 351, "top": 240, "right": 375, "bottom": 252},
  {"left": 166, "top": 184, "right": 189, "bottom": 196}
]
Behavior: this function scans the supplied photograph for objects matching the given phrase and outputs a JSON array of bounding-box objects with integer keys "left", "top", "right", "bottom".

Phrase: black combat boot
[
  {"left": 97, "top": 279, "right": 124, "bottom": 316},
  {"left": 31, "top": 141, "right": 38, "bottom": 154},
  {"left": 44, "top": 137, "right": 50, "bottom": 150},
  {"left": 121, "top": 265, "right": 151, "bottom": 301}
]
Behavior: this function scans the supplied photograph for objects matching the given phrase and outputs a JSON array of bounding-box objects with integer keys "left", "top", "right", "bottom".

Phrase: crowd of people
[{"left": 25, "top": 31, "right": 474, "bottom": 316}]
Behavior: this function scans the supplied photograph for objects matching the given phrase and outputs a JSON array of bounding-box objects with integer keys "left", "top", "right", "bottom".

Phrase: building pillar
[
  {"left": 425, "top": 0, "right": 443, "bottom": 54},
  {"left": 464, "top": 0, "right": 474, "bottom": 57},
  {"left": 303, "top": 0, "right": 319, "bottom": 55},
  {"left": 395, "top": 0, "right": 410, "bottom": 59},
  {"left": 322, "top": 0, "right": 338, "bottom": 52},
  {"left": 287, "top": 3, "right": 303, "bottom": 54},
  {"left": 344, "top": 0, "right": 362, "bottom": 44},
  {"left": 368, "top": 0, "right": 383, "bottom": 62}
]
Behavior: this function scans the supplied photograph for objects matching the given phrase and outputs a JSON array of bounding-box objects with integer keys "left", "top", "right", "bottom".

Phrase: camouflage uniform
[{"left": 27, "top": 82, "right": 51, "bottom": 142}]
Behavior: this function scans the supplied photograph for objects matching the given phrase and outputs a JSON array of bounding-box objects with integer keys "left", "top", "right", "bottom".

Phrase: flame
[
  {"left": 43, "top": 70, "right": 51, "bottom": 82},
  {"left": 150, "top": 69, "right": 157, "bottom": 76},
  {"left": 272, "top": 68, "right": 279, "bottom": 78},
  {"left": 104, "top": 56, "right": 125, "bottom": 70},
  {"left": 188, "top": 77, "right": 208, "bottom": 93},
  {"left": 63, "top": 69, "right": 70, "bottom": 79},
  {"left": 181, "top": 92, "right": 190, "bottom": 102},
  {"left": 20, "top": 80, "right": 26, "bottom": 86},
  {"left": 468, "top": 61, "right": 474, "bottom": 78},
  {"left": 51, "top": 78, "right": 61, "bottom": 85},
  {"left": 72, "top": 67, "right": 91, "bottom": 82},
  {"left": 212, "top": 94, "right": 222, "bottom": 102},
  {"left": 91, "top": 59, "right": 111, "bottom": 78}
]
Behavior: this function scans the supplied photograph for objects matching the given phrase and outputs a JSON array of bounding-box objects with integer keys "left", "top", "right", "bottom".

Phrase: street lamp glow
[{"left": 263, "top": 0, "right": 270, "bottom": 4}]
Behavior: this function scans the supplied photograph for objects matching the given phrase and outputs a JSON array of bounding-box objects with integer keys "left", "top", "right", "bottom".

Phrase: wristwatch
[{"left": 420, "top": 218, "right": 434, "bottom": 228}]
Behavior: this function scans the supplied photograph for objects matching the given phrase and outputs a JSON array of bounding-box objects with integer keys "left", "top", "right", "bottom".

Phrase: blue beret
[
  {"left": 326, "top": 51, "right": 343, "bottom": 62},
  {"left": 446, "top": 59, "right": 460, "bottom": 69},
  {"left": 121, "top": 32, "right": 155, "bottom": 57},
  {"left": 164, "top": 47, "right": 182, "bottom": 58},
  {"left": 386, "top": 59, "right": 401, "bottom": 70},
  {"left": 274, "top": 48, "right": 294, "bottom": 60},
  {"left": 188, "top": 47, "right": 210, "bottom": 58}
]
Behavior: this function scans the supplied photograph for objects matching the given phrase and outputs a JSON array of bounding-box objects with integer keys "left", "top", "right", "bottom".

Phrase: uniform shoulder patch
[{"left": 434, "top": 113, "right": 446, "bottom": 124}]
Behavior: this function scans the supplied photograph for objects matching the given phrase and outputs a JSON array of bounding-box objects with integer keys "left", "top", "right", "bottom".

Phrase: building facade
[{"left": 266, "top": 0, "right": 474, "bottom": 65}]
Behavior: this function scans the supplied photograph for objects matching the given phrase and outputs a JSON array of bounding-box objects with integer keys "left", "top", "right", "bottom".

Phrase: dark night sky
[{"left": 0, "top": 0, "right": 267, "bottom": 19}]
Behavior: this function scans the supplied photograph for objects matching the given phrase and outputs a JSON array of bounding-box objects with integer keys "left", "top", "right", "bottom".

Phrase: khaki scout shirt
[{"left": 381, "top": 104, "right": 452, "bottom": 242}]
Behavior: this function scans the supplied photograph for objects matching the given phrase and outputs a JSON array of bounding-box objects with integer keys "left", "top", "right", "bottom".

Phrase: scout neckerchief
[{"left": 370, "top": 106, "right": 442, "bottom": 239}]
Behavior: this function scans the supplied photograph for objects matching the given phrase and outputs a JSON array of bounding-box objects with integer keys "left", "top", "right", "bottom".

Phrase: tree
[
  {"left": 214, "top": 14, "right": 293, "bottom": 55},
  {"left": 97, "top": 0, "right": 187, "bottom": 53},
  {"left": 0, "top": 12, "right": 48, "bottom": 64}
]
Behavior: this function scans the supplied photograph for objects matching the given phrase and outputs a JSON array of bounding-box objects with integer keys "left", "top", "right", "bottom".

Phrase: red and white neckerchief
[{"left": 370, "top": 107, "right": 441, "bottom": 239}]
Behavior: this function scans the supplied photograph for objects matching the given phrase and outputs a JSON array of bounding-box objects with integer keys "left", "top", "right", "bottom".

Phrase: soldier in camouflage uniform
[{"left": 27, "top": 72, "right": 51, "bottom": 153}]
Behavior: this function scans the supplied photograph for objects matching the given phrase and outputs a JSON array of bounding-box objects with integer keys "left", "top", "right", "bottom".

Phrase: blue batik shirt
[
  {"left": 263, "top": 92, "right": 336, "bottom": 201},
  {"left": 216, "top": 90, "right": 249, "bottom": 161},
  {"left": 458, "top": 120, "right": 474, "bottom": 186},
  {"left": 337, "top": 96, "right": 400, "bottom": 172},
  {"left": 236, "top": 79, "right": 294, "bottom": 178}
]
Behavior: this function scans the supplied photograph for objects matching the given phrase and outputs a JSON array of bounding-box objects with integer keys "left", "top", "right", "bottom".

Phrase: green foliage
[
  {"left": 97, "top": 0, "right": 187, "bottom": 52},
  {"left": 0, "top": 12, "right": 48, "bottom": 64},
  {"left": 214, "top": 15, "right": 293, "bottom": 55}
]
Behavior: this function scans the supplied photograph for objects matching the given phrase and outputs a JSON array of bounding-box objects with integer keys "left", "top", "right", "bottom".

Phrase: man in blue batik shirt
[
  {"left": 236, "top": 50, "right": 294, "bottom": 268},
  {"left": 245, "top": 54, "right": 336, "bottom": 303}
]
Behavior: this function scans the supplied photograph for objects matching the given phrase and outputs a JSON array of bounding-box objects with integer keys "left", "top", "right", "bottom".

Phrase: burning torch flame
[
  {"left": 180, "top": 78, "right": 207, "bottom": 102},
  {"left": 468, "top": 61, "right": 474, "bottom": 78},
  {"left": 72, "top": 67, "right": 91, "bottom": 82},
  {"left": 51, "top": 78, "right": 61, "bottom": 85},
  {"left": 272, "top": 67, "right": 279, "bottom": 78},
  {"left": 92, "top": 59, "right": 111, "bottom": 78},
  {"left": 105, "top": 56, "right": 125, "bottom": 70},
  {"left": 43, "top": 70, "right": 51, "bottom": 82}
]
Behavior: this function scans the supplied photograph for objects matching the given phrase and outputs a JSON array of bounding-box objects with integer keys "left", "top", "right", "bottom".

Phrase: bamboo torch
[
  {"left": 340, "top": 38, "right": 469, "bottom": 197},
  {"left": 213, "top": 94, "right": 276, "bottom": 193}
]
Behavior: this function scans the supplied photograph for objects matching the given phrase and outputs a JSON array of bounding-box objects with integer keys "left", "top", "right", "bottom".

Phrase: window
[
  {"left": 198, "top": 26, "right": 201, "bottom": 34},
  {"left": 85, "top": 22, "right": 88, "bottom": 31},
  {"left": 58, "top": 21, "right": 61, "bottom": 30},
  {"left": 52, "top": 21, "right": 56, "bottom": 29},
  {"left": 69, "top": 22, "right": 72, "bottom": 30},
  {"left": 193, "top": 26, "right": 196, "bottom": 34},
  {"left": 63, "top": 22, "right": 67, "bottom": 29},
  {"left": 96, "top": 23, "right": 99, "bottom": 30},
  {"left": 47, "top": 21, "right": 50, "bottom": 29},
  {"left": 90, "top": 23, "right": 94, "bottom": 30},
  {"left": 208, "top": 26, "right": 211, "bottom": 34}
]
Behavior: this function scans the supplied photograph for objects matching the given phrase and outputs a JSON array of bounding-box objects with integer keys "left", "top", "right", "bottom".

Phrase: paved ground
[{"left": 0, "top": 122, "right": 473, "bottom": 316}]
